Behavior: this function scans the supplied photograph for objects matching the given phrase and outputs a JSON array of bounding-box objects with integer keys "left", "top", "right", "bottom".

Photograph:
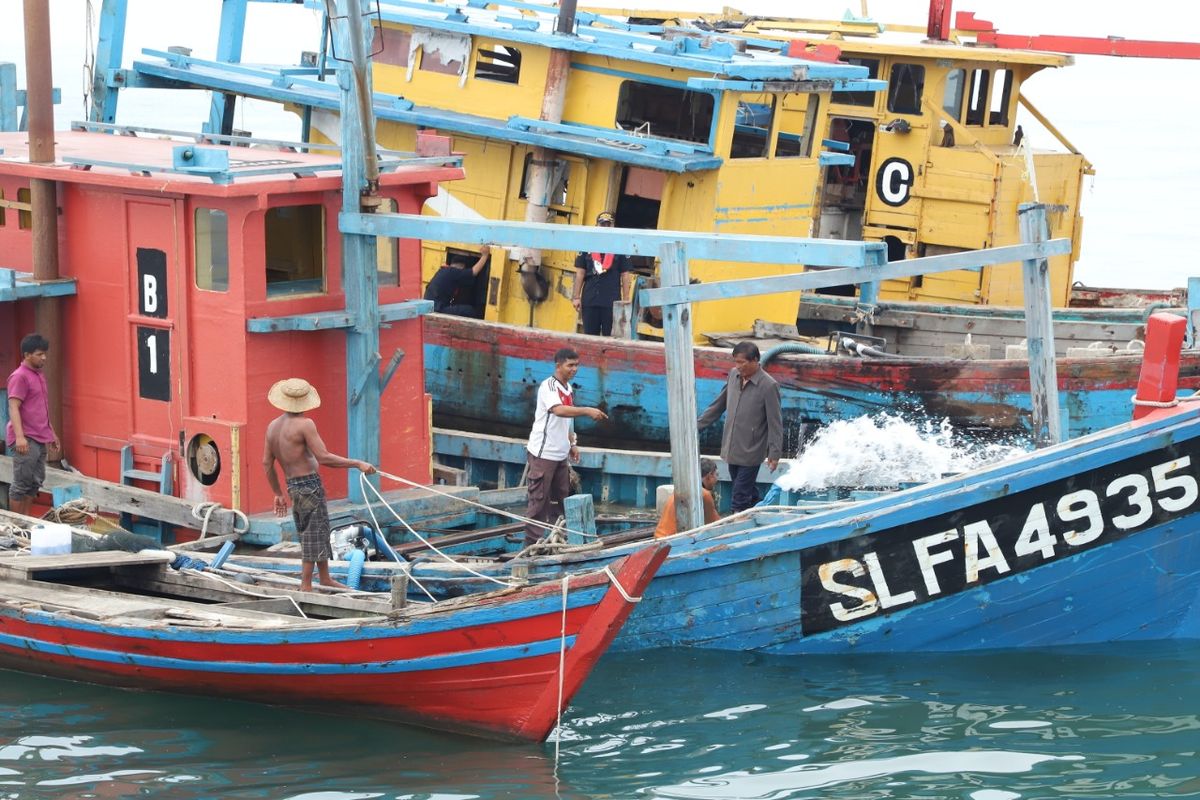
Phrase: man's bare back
[{"left": 265, "top": 413, "right": 323, "bottom": 478}]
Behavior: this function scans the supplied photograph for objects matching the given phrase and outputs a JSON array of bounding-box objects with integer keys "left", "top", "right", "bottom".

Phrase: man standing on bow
[
  {"left": 263, "top": 378, "right": 377, "bottom": 591},
  {"left": 698, "top": 342, "right": 784, "bottom": 513},
  {"left": 5, "top": 333, "right": 57, "bottom": 517},
  {"left": 572, "top": 211, "right": 634, "bottom": 336},
  {"left": 524, "top": 348, "right": 608, "bottom": 545}
]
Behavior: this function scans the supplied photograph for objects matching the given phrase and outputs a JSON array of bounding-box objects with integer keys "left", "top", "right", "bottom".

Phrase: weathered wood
[
  {"left": 0, "top": 456, "right": 238, "bottom": 535},
  {"left": 0, "top": 550, "right": 173, "bottom": 578},
  {"left": 1019, "top": 203, "right": 1062, "bottom": 445},
  {"left": 659, "top": 241, "right": 703, "bottom": 532},
  {"left": 169, "top": 532, "right": 242, "bottom": 552}
]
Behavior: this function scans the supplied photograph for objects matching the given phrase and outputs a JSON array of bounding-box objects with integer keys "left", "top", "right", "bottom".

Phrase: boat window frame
[
  {"left": 731, "top": 93, "right": 776, "bottom": 159},
  {"left": 774, "top": 92, "right": 821, "bottom": 159},
  {"left": 837, "top": 57, "right": 881, "bottom": 108},
  {"left": 263, "top": 203, "right": 327, "bottom": 299},
  {"left": 615, "top": 78, "right": 717, "bottom": 148},
  {"left": 886, "top": 62, "right": 925, "bottom": 115},
  {"left": 966, "top": 68, "right": 990, "bottom": 126},
  {"left": 989, "top": 68, "right": 1014, "bottom": 127},
  {"left": 942, "top": 68, "right": 966, "bottom": 122},
  {"left": 193, "top": 207, "right": 230, "bottom": 293},
  {"left": 473, "top": 42, "right": 522, "bottom": 84}
]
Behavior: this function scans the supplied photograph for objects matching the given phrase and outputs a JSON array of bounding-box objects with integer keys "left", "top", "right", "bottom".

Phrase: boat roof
[
  {"left": 346, "top": 0, "right": 875, "bottom": 82},
  {"left": 0, "top": 128, "right": 463, "bottom": 198}
]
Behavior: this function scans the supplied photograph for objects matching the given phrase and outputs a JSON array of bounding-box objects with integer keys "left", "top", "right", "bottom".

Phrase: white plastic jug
[{"left": 30, "top": 523, "right": 71, "bottom": 556}]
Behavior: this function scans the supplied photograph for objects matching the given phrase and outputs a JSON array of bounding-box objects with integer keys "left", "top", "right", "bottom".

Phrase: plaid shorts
[{"left": 287, "top": 473, "right": 333, "bottom": 562}]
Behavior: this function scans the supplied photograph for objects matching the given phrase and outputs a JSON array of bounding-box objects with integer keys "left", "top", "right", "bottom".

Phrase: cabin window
[
  {"left": 376, "top": 198, "right": 398, "bottom": 286},
  {"left": 966, "top": 69, "right": 989, "bottom": 126},
  {"left": 990, "top": 69, "right": 1014, "bottom": 126},
  {"left": 775, "top": 93, "right": 819, "bottom": 158},
  {"left": 616, "top": 81, "right": 714, "bottom": 145},
  {"left": 17, "top": 187, "right": 31, "bottom": 230},
  {"left": 265, "top": 204, "right": 325, "bottom": 297},
  {"left": 942, "top": 68, "right": 965, "bottom": 120},
  {"left": 416, "top": 30, "right": 467, "bottom": 76},
  {"left": 371, "top": 25, "right": 411, "bottom": 67},
  {"left": 194, "top": 208, "right": 229, "bottom": 292},
  {"left": 517, "top": 152, "right": 569, "bottom": 207},
  {"left": 886, "top": 63, "right": 924, "bottom": 115},
  {"left": 0, "top": 189, "right": 5, "bottom": 227},
  {"left": 731, "top": 94, "right": 774, "bottom": 159},
  {"left": 474, "top": 44, "right": 521, "bottom": 84},
  {"left": 838, "top": 57, "right": 879, "bottom": 107}
]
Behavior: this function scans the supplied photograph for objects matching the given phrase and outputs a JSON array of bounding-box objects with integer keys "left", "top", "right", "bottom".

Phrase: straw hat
[{"left": 268, "top": 378, "right": 321, "bottom": 413}]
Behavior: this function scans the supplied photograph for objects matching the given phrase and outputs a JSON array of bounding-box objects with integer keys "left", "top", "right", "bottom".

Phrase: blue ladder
[{"left": 119, "top": 445, "right": 174, "bottom": 542}]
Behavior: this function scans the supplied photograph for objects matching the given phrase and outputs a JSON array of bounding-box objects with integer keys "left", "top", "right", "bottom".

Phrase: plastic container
[{"left": 30, "top": 523, "right": 71, "bottom": 556}]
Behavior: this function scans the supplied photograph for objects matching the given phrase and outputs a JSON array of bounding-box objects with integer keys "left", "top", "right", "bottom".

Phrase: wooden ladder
[{"left": 119, "top": 445, "right": 174, "bottom": 542}]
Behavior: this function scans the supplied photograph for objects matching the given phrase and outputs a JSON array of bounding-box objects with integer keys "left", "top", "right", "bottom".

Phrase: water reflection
[{"left": 0, "top": 642, "right": 1195, "bottom": 798}]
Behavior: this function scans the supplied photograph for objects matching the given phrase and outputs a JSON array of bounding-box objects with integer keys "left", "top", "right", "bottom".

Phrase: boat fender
[{"left": 347, "top": 548, "right": 366, "bottom": 590}]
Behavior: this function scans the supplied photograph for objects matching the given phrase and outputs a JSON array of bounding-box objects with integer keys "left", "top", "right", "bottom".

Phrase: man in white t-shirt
[{"left": 524, "top": 347, "right": 608, "bottom": 544}]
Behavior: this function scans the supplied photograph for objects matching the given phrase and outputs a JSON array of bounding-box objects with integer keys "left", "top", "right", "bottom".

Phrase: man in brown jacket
[{"left": 697, "top": 342, "right": 783, "bottom": 512}]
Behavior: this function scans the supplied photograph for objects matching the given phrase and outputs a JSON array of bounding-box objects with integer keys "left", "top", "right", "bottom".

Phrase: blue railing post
[
  {"left": 205, "top": 0, "right": 249, "bottom": 136},
  {"left": 334, "top": 0, "right": 383, "bottom": 501},
  {"left": 89, "top": 0, "right": 129, "bottom": 123}
]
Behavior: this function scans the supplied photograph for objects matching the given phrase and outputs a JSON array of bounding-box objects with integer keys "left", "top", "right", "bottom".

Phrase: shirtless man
[{"left": 262, "top": 378, "right": 376, "bottom": 591}]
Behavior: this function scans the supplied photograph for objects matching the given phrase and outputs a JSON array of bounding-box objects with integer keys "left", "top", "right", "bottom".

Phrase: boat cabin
[
  {"left": 713, "top": 14, "right": 1089, "bottom": 307},
  {"left": 0, "top": 129, "right": 462, "bottom": 517}
]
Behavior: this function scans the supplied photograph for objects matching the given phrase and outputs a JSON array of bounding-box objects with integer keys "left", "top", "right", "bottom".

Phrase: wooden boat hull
[
  {"left": 295, "top": 403, "right": 1200, "bottom": 653},
  {"left": 0, "top": 545, "right": 667, "bottom": 741},
  {"left": 424, "top": 314, "right": 1200, "bottom": 450}
]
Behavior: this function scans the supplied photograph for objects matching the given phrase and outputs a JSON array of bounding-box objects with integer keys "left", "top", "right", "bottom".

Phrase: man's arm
[
  {"left": 469, "top": 247, "right": 492, "bottom": 277},
  {"left": 572, "top": 252, "right": 587, "bottom": 312},
  {"left": 7, "top": 396, "right": 26, "bottom": 454},
  {"left": 301, "top": 419, "right": 378, "bottom": 474},
  {"left": 697, "top": 382, "right": 728, "bottom": 429},
  {"left": 262, "top": 434, "right": 288, "bottom": 516},
  {"left": 765, "top": 380, "right": 784, "bottom": 470},
  {"left": 550, "top": 404, "right": 608, "bottom": 422}
]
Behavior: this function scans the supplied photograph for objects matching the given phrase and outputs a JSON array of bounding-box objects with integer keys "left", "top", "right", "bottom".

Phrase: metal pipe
[{"left": 23, "top": 0, "right": 64, "bottom": 444}]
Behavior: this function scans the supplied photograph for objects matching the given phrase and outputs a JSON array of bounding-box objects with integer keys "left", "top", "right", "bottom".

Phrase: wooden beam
[{"left": 0, "top": 456, "right": 239, "bottom": 534}]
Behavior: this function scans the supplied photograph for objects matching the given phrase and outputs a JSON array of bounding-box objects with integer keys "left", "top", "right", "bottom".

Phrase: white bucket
[{"left": 30, "top": 523, "right": 72, "bottom": 556}]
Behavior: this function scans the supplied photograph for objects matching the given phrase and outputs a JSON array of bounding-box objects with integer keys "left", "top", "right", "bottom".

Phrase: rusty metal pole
[
  {"left": 23, "top": 0, "right": 63, "bottom": 446},
  {"left": 516, "top": 0, "right": 577, "bottom": 323}
]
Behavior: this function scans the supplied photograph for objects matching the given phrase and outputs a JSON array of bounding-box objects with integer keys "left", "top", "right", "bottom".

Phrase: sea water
[
  {"left": 775, "top": 414, "right": 1029, "bottom": 492},
  {"left": 0, "top": 642, "right": 1196, "bottom": 799}
]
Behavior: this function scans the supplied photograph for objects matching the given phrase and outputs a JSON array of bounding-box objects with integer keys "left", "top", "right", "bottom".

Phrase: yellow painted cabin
[{"left": 301, "top": 3, "right": 1087, "bottom": 338}]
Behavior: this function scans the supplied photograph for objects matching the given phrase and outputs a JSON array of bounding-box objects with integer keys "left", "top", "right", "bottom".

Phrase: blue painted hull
[
  {"left": 423, "top": 314, "right": 1200, "bottom": 451},
  {"left": 406, "top": 403, "right": 1200, "bottom": 653}
]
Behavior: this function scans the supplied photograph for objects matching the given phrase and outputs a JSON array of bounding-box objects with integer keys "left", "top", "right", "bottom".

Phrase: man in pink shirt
[{"left": 6, "top": 334, "right": 57, "bottom": 516}]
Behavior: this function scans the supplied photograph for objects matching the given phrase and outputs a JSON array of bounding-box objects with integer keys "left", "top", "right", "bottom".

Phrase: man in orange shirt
[{"left": 655, "top": 458, "right": 721, "bottom": 538}]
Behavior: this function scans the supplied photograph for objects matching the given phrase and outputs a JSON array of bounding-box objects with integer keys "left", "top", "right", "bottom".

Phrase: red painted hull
[{"left": 0, "top": 544, "right": 668, "bottom": 741}]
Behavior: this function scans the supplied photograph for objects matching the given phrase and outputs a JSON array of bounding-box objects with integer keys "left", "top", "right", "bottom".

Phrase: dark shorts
[
  {"left": 287, "top": 474, "right": 332, "bottom": 562},
  {"left": 10, "top": 439, "right": 47, "bottom": 501}
]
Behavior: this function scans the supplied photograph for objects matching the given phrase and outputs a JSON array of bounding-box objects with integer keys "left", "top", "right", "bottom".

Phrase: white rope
[
  {"left": 601, "top": 565, "right": 641, "bottom": 603},
  {"left": 183, "top": 568, "right": 309, "bottom": 619},
  {"left": 375, "top": 468, "right": 597, "bottom": 542},
  {"left": 358, "top": 473, "right": 515, "bottom": 590},
  {"left": 1132, "top": 395, "right": 1180, "bottom": 409},
  {"left": 191, "top": 502, "right": 251, "bottom": 539}
]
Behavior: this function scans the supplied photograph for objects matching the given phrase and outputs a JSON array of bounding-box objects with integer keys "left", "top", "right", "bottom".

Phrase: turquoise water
[{"left": 0, "top": 642, "right": 1196, "bottom": 798}]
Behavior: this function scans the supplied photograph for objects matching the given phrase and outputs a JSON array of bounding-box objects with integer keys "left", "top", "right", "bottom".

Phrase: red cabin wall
[{"left": 29, "top": 177, "right": 439, "bottom": 518}]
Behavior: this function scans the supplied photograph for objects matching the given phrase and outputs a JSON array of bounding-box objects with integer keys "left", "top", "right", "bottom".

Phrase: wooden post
[
  {"left": 1018, "top": 203, "right": 1062, "bottom": 446},
  {"left": 1133, "top": 313, "right": 1186, "bottom": 420},
  {"left": 0, "top": 63, "right": 17, "bottom": 132},
  {"left": 334, "top": 0, "right": 382, "bottom": 501},
  {"left": 563, "top": 493, "right": 595, "bottom": 545},
  {"left": 659, "top": 241, "right": 703, "bottom": 532}
]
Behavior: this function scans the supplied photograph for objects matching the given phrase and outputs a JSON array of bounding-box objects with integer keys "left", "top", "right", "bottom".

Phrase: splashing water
[{"left": 776, "top": 414, "right": 1029, "bottom": 491}]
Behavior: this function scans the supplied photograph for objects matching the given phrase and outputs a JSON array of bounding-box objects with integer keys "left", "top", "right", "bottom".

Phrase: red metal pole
[
  {"left": 1133, "top": 313, "right": 1186, "bottom": 420},
  {"left": 926, "top": 0, "right": 953, "bottom": 41},
  {"left": 22, "top": 0, "right": 63, "bottom": 450}
]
